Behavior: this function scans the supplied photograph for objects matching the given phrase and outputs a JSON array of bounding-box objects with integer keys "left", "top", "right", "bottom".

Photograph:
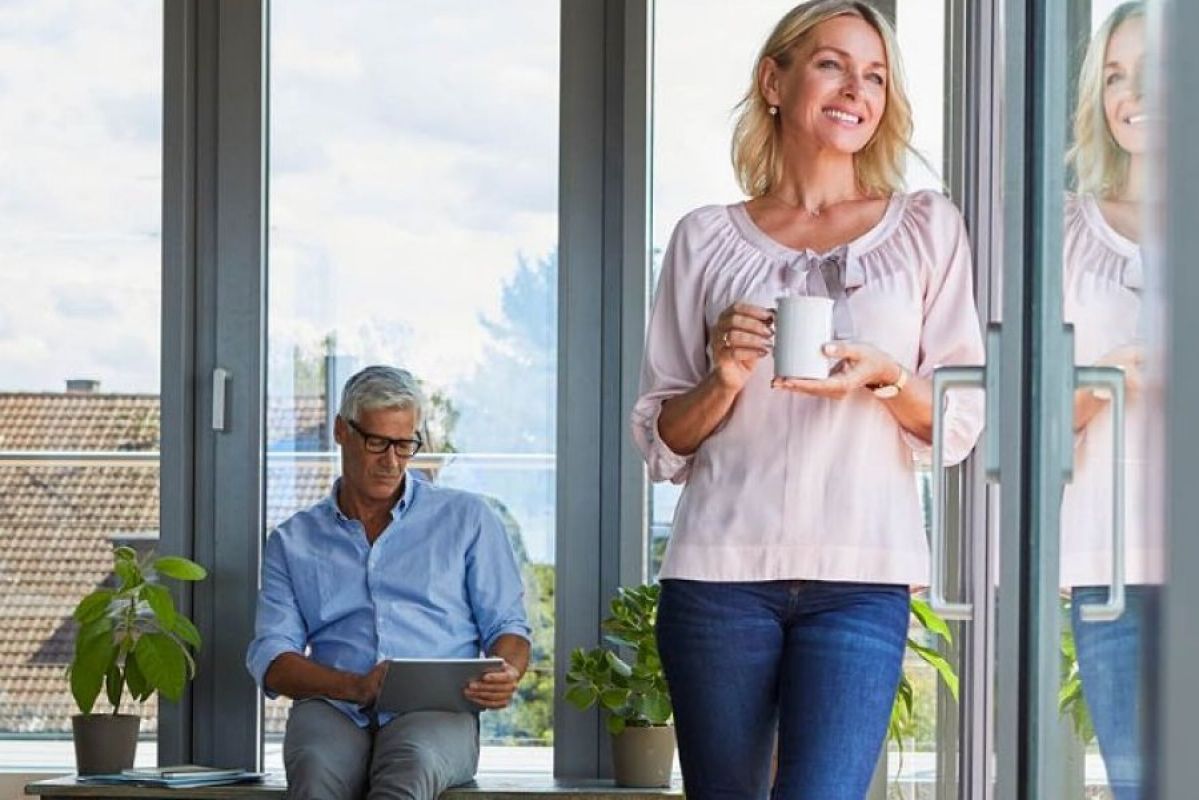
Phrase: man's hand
[
  {"left": 463, "top": 661, "right": 522, "bottom": 710},
  {"left": 349, "top": 662, "right": 389, "bottom": 707},
  {"left": 264, "top": 653, "right": 390, "bottom": 706}
]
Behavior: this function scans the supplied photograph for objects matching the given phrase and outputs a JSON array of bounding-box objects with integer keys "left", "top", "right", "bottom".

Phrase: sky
[
  {"left": 0, "top": 0, "right": 1124, "bottom": 397},
  {"left": 267, "top": 0, "right": 559, "bottom": 398},
  {"left": 0, "top": 2, "right": 162, "bottom": 394}
]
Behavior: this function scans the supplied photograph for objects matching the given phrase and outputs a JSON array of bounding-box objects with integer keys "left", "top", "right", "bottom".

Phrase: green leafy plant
[
  {"left": 68, "top": 546, "right": 208, "bottom": 715},
  {"left": 566, "top": 584, "right": 962, "bottom": 748},
  {"left": 564, "top": 583, "right": 671, "bottom": 735},
  {"left": 888, "top": 596, "right": 960, "bottom": 750},
  {"left": 1059, "top": 603, "right": 1096, "bottom": 744}
]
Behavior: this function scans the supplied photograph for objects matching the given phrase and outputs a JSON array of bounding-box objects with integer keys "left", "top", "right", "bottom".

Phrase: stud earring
[{"left": 768, "top": 105, "right": 778, "bottom": 116}]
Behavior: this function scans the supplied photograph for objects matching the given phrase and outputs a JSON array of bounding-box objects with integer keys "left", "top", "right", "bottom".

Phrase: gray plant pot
[
  {"left": 611, "top": 724, "right": 675, "bottom": 788},
  {"left": 72, "top": 714, "right": 140, "bottom": 775}
]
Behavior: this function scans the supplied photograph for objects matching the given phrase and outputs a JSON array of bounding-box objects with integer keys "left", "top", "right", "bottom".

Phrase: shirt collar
[{"left": 323, "top": 471, "right": 420, "bottom": 524}]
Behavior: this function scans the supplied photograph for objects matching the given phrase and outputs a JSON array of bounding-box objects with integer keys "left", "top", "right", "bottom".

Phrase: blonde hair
[
  {"left": 731, "top": 0, "right": 913, "bottom": 199},
  {"left": 1068, "top": 1, "right": 1144, "bottom": 199}
]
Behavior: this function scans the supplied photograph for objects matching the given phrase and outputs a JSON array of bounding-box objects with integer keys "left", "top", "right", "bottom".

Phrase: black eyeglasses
[{"left": 344, "top": 418, "right": 423, "bottom": 457}]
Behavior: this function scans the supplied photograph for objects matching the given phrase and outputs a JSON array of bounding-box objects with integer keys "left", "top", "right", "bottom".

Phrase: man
[{"left": 247, "top": 365, "right": 531, "bottom": 800}]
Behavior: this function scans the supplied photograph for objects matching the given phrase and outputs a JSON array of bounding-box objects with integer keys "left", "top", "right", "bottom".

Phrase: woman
[
  {"left": 1062, "top": 4, "right": 1159, "bottom": 799},
  {"left": 631, "top": 1, "right": 984, "bottom": 797}
]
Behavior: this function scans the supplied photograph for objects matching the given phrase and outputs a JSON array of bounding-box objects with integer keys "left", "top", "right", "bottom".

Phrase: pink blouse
[
  {"left": 1060, "top": 193, "right": 1163, "bottom": 586},
  {"left": 632, "top": 190, "right": 985, "bottom": 584}
]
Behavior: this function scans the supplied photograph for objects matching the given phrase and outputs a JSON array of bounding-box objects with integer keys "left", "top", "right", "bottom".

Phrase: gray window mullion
[
  {"left": 556, "top": 0, "right": 650, "bottom": 778},
  {"left": 555, "top": 0, "right": 608, "bottom": 779},
  {"left": 158, "top": 0, "right": 200, "bottom": 767},
  {"left": 170, "top": 0, "right": 267, "bottom": 772},
  {"left": 1159, "top": 0, "right": 1199, "bottom": 796},
  {"left": 995, "top": 1, "right": 1070, "bottom": 798}
]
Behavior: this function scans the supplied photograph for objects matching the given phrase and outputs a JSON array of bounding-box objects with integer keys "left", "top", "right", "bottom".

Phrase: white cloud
[
  {"left": 1, "top": 0, "right": 953, "bottom": 405},
  {"left": 0, "top": 1, "right": 161, "bottom": 392},
  {"left": 54, "top": 283, "right": 117, "bottom": 319},
  {"left": 268, "top": 0, "right": 560, "bottom": 394}
]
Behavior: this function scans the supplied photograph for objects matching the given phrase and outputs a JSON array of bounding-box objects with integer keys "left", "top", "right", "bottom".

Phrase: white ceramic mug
[{"left": 773, "top": 295, "right": 834, "bottom": 379}]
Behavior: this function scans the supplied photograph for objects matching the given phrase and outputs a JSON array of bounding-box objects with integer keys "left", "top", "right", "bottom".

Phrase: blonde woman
[
  {"left": 631, "top": 1, "right": 984, "bottom": 796},
  {"left": 1062, "top": 4, "right": 1157, "bottom": 799}
]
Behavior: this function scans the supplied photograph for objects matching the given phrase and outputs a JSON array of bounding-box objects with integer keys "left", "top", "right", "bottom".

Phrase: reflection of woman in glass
[
  {"left": 631, "top": 1, "right": 984, "bottom": 796},
  {"left": 1062, "top": 4, "right": 1158, "bottom": 799}
]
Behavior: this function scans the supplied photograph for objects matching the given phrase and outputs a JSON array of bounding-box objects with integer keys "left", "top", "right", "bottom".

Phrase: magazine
[{"left": 78, "top": 765, "right": 265, "bottom": 787}]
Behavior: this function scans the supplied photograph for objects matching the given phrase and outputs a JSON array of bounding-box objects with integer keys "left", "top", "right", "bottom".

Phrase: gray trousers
[{"left": 283, "top": 699, "right": 479, "bottom": 800}]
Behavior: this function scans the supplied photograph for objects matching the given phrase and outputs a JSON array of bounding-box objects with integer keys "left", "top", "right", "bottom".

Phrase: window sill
[{"left": 24, "top": 775, "right": 683, "bottom": 799}]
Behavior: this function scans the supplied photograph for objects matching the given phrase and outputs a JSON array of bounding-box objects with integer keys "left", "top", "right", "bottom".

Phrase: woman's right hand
[
  {"left": 1096, "top": 344, "right": 1143, "bottom": 401},
  {"left": 1073, "top": 344, "right": 1144, "bottom": 432},
  {"left": 710, "top": 302, "right": 774, "bottom": 392}
]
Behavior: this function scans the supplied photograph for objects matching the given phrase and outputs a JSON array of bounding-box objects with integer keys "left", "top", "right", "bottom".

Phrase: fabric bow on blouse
[{"left": 780, "top": 246, "right": 861, "bottom": 339}]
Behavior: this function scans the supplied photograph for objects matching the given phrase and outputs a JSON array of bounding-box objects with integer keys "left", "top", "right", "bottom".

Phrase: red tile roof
[
  {"left": 0, "top": 393, "right": 160, "bottom": 452},
  {"left": 0, "top": 393, "right": 333, "bottom": 735}
]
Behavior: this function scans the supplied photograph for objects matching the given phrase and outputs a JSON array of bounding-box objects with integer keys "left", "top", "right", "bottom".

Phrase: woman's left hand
[{"left": 771, "top": 341, "right": 901, "bottom": 399}]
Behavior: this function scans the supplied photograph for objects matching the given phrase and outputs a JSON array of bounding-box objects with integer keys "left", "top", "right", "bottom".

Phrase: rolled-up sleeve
[
  {"left": 901, "top": 195, "right": 986, "bottom": 467},
  {"left": 245, "top": 530, "right": 307, "bottom": 699},
  {"left": 631, "top": 215, "right": 711, "bottom": 483},
  {"left": 466, "top": 501, "right": 531, "bottom": 653}
]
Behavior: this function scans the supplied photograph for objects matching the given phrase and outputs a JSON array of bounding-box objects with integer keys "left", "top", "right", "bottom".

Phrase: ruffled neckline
[
  {"left": 725, "top": 193, "right": 907, "bottom": 262},
  {"left": 1078, "top": 193, "right": 1139, "bottom": 259}
]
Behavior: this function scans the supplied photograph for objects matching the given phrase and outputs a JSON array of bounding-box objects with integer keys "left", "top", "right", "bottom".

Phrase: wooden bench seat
[{"left": 25, "top": 775, "right": 684, "bottom": 799}]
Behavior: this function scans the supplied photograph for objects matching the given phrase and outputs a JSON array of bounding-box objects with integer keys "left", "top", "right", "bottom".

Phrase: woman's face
[
  {"left": 764, "top": 15, "right": 889, "bottom": 156},
  {"left": 1103, "top": 15, "right": 1147, "bottom": 156}
]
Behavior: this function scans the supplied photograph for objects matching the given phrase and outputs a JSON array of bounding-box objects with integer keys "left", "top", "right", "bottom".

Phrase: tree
[
  {"left": 453, "top": 251, "right": 557, "bottom": 745},
  {"left": 454, "top": 251, "right": 556, "bottom": 454},
  {"left": 480, "top": 562, "right": 554, "bottom": 744}
]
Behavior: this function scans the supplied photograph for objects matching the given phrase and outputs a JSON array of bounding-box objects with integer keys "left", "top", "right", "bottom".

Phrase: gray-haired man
[{"left": 247, "top": 365, "right": 531, "bottom": 799}]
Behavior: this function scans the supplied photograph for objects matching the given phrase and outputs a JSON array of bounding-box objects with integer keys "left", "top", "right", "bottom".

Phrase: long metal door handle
[
  {"left": 212, "top": 367, "right": 230, "bottom": 432},
  {"left": 930, "top": 364, "right": 986, "bottom": 621},
  {"left": 1074, "top": 365, "right": 1127, "bottom": 622},
  {"left": 984, "top": 323, "right": 1003, "bottom": 482}
]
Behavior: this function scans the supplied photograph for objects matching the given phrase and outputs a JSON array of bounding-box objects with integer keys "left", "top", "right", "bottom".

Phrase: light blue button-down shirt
[{"left": 246, "top": 471, "right": 531, "bottom": 727}]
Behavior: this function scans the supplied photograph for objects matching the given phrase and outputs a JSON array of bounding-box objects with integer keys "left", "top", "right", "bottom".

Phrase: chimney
[{"left": 66, "top": 379, "right": 100, "bottom": 394}]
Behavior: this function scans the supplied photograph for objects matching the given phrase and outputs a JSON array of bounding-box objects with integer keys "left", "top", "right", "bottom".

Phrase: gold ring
[{"left": 722, "top": 331, "right": 731, "bottom": 348}]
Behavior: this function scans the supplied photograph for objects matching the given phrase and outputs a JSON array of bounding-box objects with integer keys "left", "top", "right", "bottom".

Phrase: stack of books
[{"left": 79, "top": 765, "right": 265, "bottom": 787}]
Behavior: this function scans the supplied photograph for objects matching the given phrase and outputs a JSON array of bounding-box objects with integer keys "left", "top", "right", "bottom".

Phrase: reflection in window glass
[
  {"left": 267, "top": 0, "right": 559, "bottom": 771},
  {"left": 0, "top": 2, "right": 162, "bottom": 770}
]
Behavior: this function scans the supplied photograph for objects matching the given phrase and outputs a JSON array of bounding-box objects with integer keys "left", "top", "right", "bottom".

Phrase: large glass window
[
  {"left": 267, "top": 0, "right": 559, "bottom": 771},
  {"left": 0, "top": 2, "right": 162, "bottom": 769}
]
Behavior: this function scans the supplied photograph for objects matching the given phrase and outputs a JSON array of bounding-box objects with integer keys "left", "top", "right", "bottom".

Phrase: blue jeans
[
  {"left": 1071, "top": 585, "right": 1160, "bottom": 800},
  {"left": 657, "top": 579, "right": 910, "bottom": 800}
]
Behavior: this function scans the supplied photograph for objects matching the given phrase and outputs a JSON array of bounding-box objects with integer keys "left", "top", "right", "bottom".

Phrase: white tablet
[{"left": 374, "top": 657, "right": 507, "bottom": 715}]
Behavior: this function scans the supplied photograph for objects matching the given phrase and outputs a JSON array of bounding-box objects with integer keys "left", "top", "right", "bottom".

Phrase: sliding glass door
[{"left": 986, "top": 1, "right": 1168, "bottom": 797}]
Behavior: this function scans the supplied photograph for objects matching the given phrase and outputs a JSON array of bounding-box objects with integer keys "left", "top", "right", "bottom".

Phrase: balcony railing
[{"left": 0, "top": 450, "right": 554, "bottom": 469}]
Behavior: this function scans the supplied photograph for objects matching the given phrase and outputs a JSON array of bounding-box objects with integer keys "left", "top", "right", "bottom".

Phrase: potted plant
[
  {"left": 564, "top": 583, "right": 674, "bottom": 788},
  {"left": 68, "top": 545, "right": 207, "bottom": 775},
  {"left": 567, "top": 584, "right": 961, "bottom": 789}
]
